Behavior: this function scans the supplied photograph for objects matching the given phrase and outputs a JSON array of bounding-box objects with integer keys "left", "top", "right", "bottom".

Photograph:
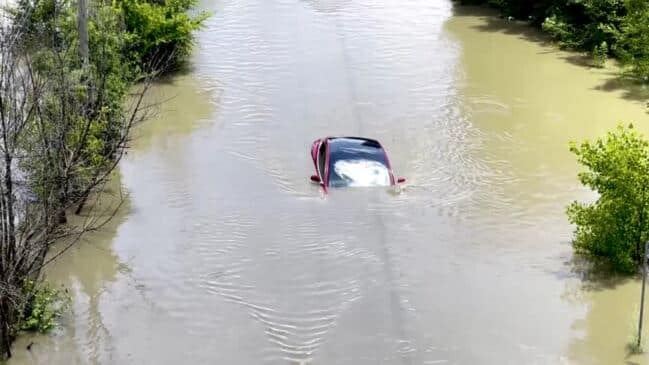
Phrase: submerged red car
[{"left": 310, "top": 137, "right": 405, "bottom": 192}]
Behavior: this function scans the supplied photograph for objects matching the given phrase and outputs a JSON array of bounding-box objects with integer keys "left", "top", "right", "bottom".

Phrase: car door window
[{"left": 318, "top": 142, "right": 326, "bottom": 179}]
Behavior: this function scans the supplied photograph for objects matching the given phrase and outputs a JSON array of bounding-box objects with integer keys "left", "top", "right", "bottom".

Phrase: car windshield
[{"left": 327, "top": 138, "right": 391, "bottom": 188}]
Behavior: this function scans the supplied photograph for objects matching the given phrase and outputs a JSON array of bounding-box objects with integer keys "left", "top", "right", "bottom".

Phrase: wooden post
[{"left": 638, "top": 241, "right": 649, "bottom": 349}]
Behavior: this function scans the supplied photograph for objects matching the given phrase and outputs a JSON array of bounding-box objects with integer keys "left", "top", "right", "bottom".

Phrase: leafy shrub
[
  {"left": 567, "top": 125, "right": 649, "bottom": 273},
  {"left": 617, "top": 0, "right": 649, "bottom": 81},
  {"left": 19, "top": 281, "right": 71, "bottom": 333},
  {"left": 121, "top": 0, "right": 209, "bottom": 72},
  {"left": 542, "top": 15, "right": 579, "bottom": 49}
]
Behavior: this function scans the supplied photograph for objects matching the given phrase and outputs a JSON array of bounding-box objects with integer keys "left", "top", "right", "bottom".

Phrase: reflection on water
[
  {"left": 567, "top": 279, "right": 647, "bottom": 365},
  {"left": 10, "top": 177, "right": 127, "bottom": 365},
  {"left": 9, "top": 1, "right": 649, "bottom": 364},
  {"left": 131, "top": 73, "right": 219, "bottom": 152},
  {"left": 558, "top": 257, "right": 649, "bottom": 365}
]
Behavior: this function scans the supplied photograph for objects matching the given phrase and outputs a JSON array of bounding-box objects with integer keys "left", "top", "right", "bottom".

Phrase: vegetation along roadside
[{"left": 0, "top": 0, "right": 208, "bottom": 358}]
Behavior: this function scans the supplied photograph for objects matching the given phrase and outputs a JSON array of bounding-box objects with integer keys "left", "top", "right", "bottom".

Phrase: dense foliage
[
  {"left": 617, "top": 0, "right": 649, "bottom": 80},
  {"left": 567, "top": 125, "right": 649, "bottom": 273},
  {"left": 10, "top": 0, "right": 135, "bottom": 222},
  {"left": 457, "top": 0, "right": 649, "bottom": 80},
  {"left": 122, "top": 0, "right": 208, "bottom": 72},
  {"left": 16, "top": 0, "right": 208, "bottom": 76}
]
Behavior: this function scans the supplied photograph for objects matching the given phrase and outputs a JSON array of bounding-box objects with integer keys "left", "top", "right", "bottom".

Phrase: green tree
[
  {"left": 617, "top": 0, "right": 649, "bottom": 81},
  {"left": 567, "top": 124, "right": 649, "bottom": 273},
  {"left": 16, "top": 0, "right": 132, "bottom": 222}
]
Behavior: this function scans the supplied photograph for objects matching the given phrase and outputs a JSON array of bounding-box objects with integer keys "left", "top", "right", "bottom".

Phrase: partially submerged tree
[
  {"left": 568, "top": 124, "right": 649, "bottom": 273},
  {"left": 23, "top": 1, "right": 135, "bottom": 222},
  {"left": 0, "top": 5, "right": 153, "bottom": 358},
  {"left": 0, "top": 0, "right": 205, "bottom": 356}
]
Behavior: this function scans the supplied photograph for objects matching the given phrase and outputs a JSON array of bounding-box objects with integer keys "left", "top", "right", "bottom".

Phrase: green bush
[
  {"left": 121, "top": 0, "right": 209, "bottom": 72},
  {"left": 567, "top": 124, "right": 649, "bottom": 273},
  {"left": 14, "top": 0, "right": 208, "bottom": 76},
  {"left": 542, "top": 15, "right": 579, "bottom": 49},
  {"left": 19, "top": 281, "right": 71, "bottom": 333}
]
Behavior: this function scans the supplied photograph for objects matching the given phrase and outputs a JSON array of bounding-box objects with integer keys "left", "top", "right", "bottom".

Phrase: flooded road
[{"left": 9, "top": 1, "right": 649, "bottom": 364}]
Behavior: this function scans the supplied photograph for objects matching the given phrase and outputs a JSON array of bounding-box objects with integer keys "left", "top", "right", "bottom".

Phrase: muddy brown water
[{"left": 9, "top": 1, "right": 649, "bottom": 364}]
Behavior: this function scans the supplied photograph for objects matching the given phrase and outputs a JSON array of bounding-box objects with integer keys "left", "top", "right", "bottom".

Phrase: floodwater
[{"left": 9, "top": 1, "right": 649, "bottom": 364}]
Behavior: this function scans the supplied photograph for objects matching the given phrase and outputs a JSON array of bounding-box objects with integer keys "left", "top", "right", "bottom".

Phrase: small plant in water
[
  {"left": 627, "top": 310, "right": 646, "bottom": 355},
  {"left": 628, "top": 333, "right": 644, "bottom": 354},
  {"left": 18, "top": 281, "right": 71, "bottom": 333},
  {"left": 592, "top": 41, "right": 608, "bottom": 68}
]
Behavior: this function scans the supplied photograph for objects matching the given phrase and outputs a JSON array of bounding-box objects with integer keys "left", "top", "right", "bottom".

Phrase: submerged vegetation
[
  {"left": 18, "top": 282, "right": 70, "bottom": 334},
  {"left": 568, "top": 125, "right": 649, "bottom": 273},
  {"left": 628, "top": 333, "right": 645, "bottom": 355},
  {"left": 457, "top": 0, "right": 649, "bottom": 81},
  {"left": 0, "top": 0, "right": 207, "bottom": 359}
]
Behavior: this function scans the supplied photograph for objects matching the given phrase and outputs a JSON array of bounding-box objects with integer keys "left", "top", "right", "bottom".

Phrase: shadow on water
[
  {"left": 148, "top": 65, "right": 194, "bottom": 85},
  {"left": 593, "top": 74, "right": 649, "bottom": 105},
  {"left": 451, "top": 5, "right": 552, "bottom": 46},
  {"left": 452, "top": 4, "right": 649, "bottom": 106},
  {"left": 566, "top": 254, "right": 632, "bottom": 292},
  {"left": 130, "top": 73, "right": 217, "bottom": 153}
]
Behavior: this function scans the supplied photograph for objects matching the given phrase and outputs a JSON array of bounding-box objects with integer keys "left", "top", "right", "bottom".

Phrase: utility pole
[
  {"left": 78, "top": 0, "right": 89, "bottom": 67},
  {"left": 638, "top": 241, "right": 649, "bottom": 349}
]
